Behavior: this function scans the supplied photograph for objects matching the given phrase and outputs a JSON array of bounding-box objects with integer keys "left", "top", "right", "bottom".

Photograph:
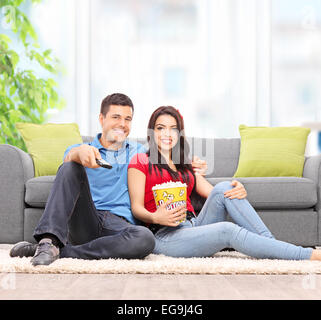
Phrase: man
[{"left": 10, "top": 93, "right": 208, "bottom": 266}]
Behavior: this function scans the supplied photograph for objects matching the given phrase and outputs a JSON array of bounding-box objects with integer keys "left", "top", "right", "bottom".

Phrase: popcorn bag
[{"left": 152, "top": 181, "right": 187, "bottom": 223}]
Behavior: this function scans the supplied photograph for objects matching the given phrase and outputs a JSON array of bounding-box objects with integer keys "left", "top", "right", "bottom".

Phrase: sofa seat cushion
[
  {"left": 206, "top": 177, "right": 317, "bottom": 209},
  {"left": 25, "top": 176, "right": 317, "bottom": 211},
  {"left": 25, "top": 176, "right": 56, "bottom": 208}
]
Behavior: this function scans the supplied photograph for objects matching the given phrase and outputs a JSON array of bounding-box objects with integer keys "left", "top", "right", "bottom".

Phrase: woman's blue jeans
[{"left": 153, "top": 181, "right": 313, "bottom": 260}]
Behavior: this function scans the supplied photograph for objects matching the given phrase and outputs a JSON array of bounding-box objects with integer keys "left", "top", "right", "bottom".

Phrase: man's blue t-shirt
[{"left": 63, "top": 134, "right": 147, "bottom": 225}]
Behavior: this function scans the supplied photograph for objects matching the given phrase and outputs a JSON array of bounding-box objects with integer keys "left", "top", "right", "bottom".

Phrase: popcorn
[
  {"left": 152, "top": 181, "right": 187, "bottom": 190},
  {"left": 152, "top": 181, "right": 187, "bottom": 223}
]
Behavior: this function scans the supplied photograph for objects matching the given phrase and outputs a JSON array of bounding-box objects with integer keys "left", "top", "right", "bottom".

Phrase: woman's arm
[
  {"left": 195, "top": 174, "right": 214, "bottom": 198},
  {"left": 128, "top": 167, "right": 154, "bottom": 224},
  {"left": 195, "top": 175, "right": 247, "bottom": 200},
  {"left": 128, "top": 167, "right": 187, "bottom": 226}
]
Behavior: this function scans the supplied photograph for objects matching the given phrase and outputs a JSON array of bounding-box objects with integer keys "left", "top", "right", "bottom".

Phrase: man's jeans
[
  {"left": 33, "top": 162, "right": 155, "bottom": 260},
  {"left": 153, "top": 181, "right": 313, "bottom": 260}
]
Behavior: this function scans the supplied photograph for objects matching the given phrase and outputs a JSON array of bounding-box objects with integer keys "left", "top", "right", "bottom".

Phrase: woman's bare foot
[{"left": 310, "top": 249, "right": 321, "bottom": 261}]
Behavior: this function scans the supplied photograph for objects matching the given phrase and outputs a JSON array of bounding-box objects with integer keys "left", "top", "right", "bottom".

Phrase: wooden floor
[{"left": 0, "top": 273, "right": 321, "bottom": 300}]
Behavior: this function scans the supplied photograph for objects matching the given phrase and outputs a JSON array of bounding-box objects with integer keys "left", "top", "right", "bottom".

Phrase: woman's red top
[{"left": 128, "top": 153, "right": 195, "bottom": 214}]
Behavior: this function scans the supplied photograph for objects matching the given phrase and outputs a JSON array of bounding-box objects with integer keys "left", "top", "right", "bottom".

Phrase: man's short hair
[{"left": 100, "top": 93, "right": 134, "bottom": 116}]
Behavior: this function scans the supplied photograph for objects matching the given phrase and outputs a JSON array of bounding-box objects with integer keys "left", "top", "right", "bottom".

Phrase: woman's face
[{"left": 154, "top": 114, "right": 179, "bottom": 153}]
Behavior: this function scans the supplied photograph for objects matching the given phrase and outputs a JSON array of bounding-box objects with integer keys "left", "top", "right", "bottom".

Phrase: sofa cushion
[
  {"left": 206, "top": 177, "right": 317, "bottom": 209},
  {"left": 25, "top": 175, "right": 317, "bottom": 211},
  {"left": 233, "top": 125, "right": 310, "bottom": 177},
  {"left": 16, "top": 122, "right": 83, "bottom": 177},
  {"left": 25, "top": 176, "right": 56, "bottom": 208},
  {"left": 185, "top": 137, "right": 241, "bottom": 178},
  {"left": 129, "top": 137, "right": 241, "bottom": 178}
]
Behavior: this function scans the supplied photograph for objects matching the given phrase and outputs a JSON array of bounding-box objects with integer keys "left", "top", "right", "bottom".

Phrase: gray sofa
[{"left": 0, "top": 136, "right": 320, "bottom": 247}]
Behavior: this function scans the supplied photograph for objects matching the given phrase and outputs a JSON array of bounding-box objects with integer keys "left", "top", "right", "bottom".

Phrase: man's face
[{"left": 99, "top": 104, "right": 133, "bottom": 145}]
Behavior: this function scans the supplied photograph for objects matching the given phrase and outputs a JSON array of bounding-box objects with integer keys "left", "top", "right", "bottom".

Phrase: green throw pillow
[
  {"left": 233, "top": 124, "right": 311, "bottom": 177},
  {"left": 16, "top": 122, "right": 83, "bottom": 177}
]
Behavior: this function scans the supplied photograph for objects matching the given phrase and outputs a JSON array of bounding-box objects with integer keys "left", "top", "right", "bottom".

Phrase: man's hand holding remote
[{"left": 64, "top": 144, "right": 102, "bottom": 168}]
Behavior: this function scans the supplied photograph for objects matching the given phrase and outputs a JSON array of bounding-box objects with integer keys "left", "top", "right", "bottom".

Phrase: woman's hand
[
  {"left": 153, "top": 201, "right": 187, "bottom": 227},
  {"left": 224, "top": 180, "right": 247, "bottom": 199}
]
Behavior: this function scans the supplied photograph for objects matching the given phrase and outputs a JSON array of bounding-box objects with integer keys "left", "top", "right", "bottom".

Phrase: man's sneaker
[
  {"left": 30, "top": 238, "right": 60, "bottom": 266},
  {"left": 9, "top": 241, "right": 38, "bottom": 258}
]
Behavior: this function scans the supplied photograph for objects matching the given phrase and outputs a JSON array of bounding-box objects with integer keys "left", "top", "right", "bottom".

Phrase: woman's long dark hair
[{"left": 146, "top": 106, "right": 195, "bottom": 187}]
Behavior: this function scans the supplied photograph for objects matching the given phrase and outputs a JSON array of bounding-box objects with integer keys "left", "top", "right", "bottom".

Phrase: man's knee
[
  {"left": 58, "top": 161, "right": 83, "bottom": 174},
  {"left": 57, "top": 161, "right": 86, "bottom": 181},
  {"left": 134, "top": 226, "right": 155, "bottom": 257}
]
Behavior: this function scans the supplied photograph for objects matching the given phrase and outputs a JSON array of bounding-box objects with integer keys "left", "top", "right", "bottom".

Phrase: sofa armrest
[
  {"left": 303, "top": 154, "right": 321, "bottom": 210},
  {"left": 0, "top": 144, "right": 34, "bottom": 243}
]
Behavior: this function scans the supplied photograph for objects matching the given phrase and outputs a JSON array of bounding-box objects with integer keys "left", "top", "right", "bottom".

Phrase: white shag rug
[{"left": 1, "top": 244, "right": 321, "bottom": 275}]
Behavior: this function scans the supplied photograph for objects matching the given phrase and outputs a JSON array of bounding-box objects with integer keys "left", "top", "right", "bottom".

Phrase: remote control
[{"left": 96, "top": 158, "right": 112, "bottom": 169}]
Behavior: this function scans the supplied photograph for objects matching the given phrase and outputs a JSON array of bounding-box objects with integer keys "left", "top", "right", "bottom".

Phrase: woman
[{"left": 128, "top": 106, "right": 321, "bottom": 261}]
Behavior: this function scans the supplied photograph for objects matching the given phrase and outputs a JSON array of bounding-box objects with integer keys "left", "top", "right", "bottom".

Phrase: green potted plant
[{"left": 0, "top": 0, "right": 65, "bottom": 151}]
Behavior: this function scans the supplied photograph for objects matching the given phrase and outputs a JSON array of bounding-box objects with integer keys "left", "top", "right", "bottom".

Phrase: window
[
  {"left": 25, "top": 0, "right": 321, "bottom": 145},
  {"left": 31, "top": 0, "right": 76, "bottom": 123},
  {"left": 89, "top": 0, "right": 257, "bottom": 138},
  {"left": 271, "top": 0, "right": 321, "bottom": 126}
]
